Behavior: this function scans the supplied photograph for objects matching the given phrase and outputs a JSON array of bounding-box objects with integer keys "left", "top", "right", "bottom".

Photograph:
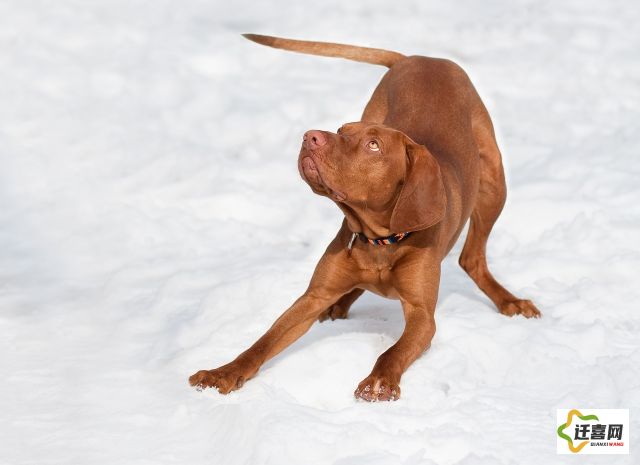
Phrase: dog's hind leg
[
  {"left": 459, "top": 114, "right": 541, "bottom": 318},
  {"left": 318, "top": 288, "right": 364, "bottom": 322}
]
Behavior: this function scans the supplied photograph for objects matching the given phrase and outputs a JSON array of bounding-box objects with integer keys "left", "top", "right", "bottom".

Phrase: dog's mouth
[{"left": 299, "top": 156, "right": 347, "bottom": 202}]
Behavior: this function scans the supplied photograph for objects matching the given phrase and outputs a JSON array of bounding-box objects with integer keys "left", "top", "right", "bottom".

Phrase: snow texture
[{"left": 1, "top": 1, "right": 639, "bottom": 464}]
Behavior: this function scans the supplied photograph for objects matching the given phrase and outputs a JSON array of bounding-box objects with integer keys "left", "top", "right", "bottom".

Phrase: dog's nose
[{"left": 303, "top": 130, "right": 327, "bottom": 150}]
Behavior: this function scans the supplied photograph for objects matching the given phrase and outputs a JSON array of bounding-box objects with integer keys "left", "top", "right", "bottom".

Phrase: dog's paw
[
  {"left": 354, "top": 374, "right": 400, "bottom": 402},
  {"left": 317, "top": 304, "right": 349, "bottom": 322},
  {"left": 188, "top": 364, "right": 248, "bottom": 394},
  {"left": 499, "top": 299, "right": 541, "bottom": 319}
]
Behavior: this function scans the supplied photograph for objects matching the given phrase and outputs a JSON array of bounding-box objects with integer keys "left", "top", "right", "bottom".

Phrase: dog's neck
[
  {"left": 339, "top": 203, "right": 396, "bottom": 238},
  {"left": 336, "top": 180, "right": 405, "bottom": 238}
]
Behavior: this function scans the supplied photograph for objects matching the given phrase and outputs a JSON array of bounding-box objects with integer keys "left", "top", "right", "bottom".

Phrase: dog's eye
[{"left": 367, "top": 140, "right": 380, "bottom": 152}]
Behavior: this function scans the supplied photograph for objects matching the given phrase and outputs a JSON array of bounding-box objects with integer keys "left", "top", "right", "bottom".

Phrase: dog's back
[{"left": 243, "top": 34, "right": 488, "bottom": 244}]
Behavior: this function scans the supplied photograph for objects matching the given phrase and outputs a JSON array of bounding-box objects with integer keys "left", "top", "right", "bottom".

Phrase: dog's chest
[{"left": 352, "top": 246, "right": 402, "bottom": 299}]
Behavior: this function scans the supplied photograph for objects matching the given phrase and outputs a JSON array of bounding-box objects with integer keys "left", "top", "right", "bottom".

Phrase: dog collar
[{"left": 347, "top": 231, "right": 412, "bottom": 252}]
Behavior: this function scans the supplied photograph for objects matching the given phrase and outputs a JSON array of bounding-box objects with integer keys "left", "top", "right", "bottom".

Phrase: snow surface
[{"left": 1, "top": 1, "right": 639, "bottom": 464}]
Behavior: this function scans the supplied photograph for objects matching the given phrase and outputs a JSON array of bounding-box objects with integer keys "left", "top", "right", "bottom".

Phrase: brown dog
[{"left": 189, "top": 35, "right": 541, "bottom": 401}]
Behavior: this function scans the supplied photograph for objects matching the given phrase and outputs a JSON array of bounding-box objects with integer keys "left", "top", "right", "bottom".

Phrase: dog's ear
[{"left": 390, "top": 137, "right": 446, "bottom": 233}]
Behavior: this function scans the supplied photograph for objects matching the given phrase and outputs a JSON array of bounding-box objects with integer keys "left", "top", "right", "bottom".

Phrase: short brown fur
[{"left": 189, "top": 35, "right": 540, "bottom": 401}]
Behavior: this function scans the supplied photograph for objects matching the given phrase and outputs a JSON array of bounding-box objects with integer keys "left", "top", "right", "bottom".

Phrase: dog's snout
[{"left": 303, "top": 130, "right": 327, "bottom": 150}]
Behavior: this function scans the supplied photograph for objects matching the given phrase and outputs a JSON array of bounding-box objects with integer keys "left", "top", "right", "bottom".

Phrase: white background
[{"left": 1, "top": 1, "right": 639, "bottom": 464}]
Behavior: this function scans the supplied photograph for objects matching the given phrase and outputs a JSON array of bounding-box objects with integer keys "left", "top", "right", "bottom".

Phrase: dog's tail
[{"left": 242, "top": 34, "right": 405, "bottom": 68}]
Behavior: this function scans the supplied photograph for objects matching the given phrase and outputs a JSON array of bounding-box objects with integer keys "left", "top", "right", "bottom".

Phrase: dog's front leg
[
  {"left": 189, "top": 243, "right": 356, "bottom": 394},
  {"left": 355, "top": 262, "right": 440, "bottom": 402}
]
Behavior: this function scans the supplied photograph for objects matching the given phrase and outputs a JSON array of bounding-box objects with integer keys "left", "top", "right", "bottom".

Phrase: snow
[{"left": 1, "top": 1, "right": 639, "bottom": 464}]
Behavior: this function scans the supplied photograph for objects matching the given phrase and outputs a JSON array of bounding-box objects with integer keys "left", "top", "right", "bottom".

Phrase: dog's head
[{"left": 298, "top": 122, "right": 446, "bottom": 235}]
